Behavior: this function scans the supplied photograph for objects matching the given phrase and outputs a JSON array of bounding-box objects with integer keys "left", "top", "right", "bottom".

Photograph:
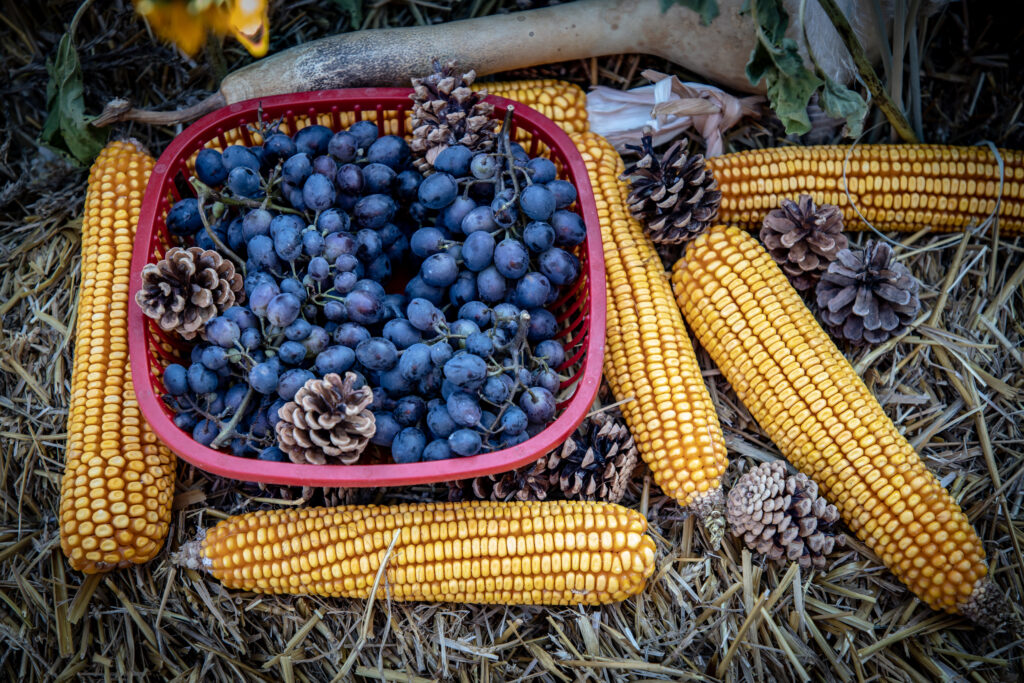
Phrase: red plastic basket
[{"left": 128, "top": 88, "right": 606, "bottom": 487}]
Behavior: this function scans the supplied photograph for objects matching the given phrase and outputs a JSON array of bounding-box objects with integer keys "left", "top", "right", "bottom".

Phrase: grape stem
[
  {"left": 193, "top": 181, "right": 247, "bottom": 273},
  {"left": 211, "top": 386, "right": 255, "bottom": 448}
]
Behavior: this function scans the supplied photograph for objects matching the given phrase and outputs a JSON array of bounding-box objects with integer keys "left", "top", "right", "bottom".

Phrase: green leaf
[
  {"left": 742, "top": 0, "right": 833, "bottom": 136},
  {"left": 331, "top": 0, "right": 363, "bottom": 30},
  {"left": 41, "top": 31, "right": 106, "bottom": 165},
  {"left": 661, "top": 0, "right": 720, "bottom": 26},
  {"left": 819, "top": 76, "right": 867, "bottom": 138}
]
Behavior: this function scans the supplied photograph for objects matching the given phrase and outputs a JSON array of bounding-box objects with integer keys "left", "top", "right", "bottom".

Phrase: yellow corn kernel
[
  {"left": 571, "top": 132, "right": 729, "bottom": 521},
  {"left": 672, "top": 225, "right": 989, "bottom": 615},
  {"left": 60, "top": 140, "right": 176, "bottom": 573},
  {"left": 189, "top": 500, "right": 656, "bottom": 605},
  {"left": 476, "top": 79, "right": 589, "bottom": 134},
  {"left": 708, "top": 144, "right": 1024, "bottom": 234}
]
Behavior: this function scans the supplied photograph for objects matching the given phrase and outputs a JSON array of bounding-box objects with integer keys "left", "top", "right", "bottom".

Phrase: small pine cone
[
  {"left": 136, "top": 246, "right": 242, "bottom": 339},
  {"left": 275, "top": 372, "right": 376, "bottom": 465},
  {"left": 448, "top": 457, "right": 552, "bottom": 502},
  {"left": 553, "top": 410, "right": 638, "bottom": 503},
  {"left": 726, "top": 461, "right": 846, "bottom": 570},
  {"left": 621, "top": 130, "right": 720, "bottom": 244},
  {"left": 760, "top": 194, "right": 847, "bottom": 291},
  {"left": 410, "top": 60, "right": 497, "bottom": 166},
  {"left": 815, "top": 240, "right": 921, "bottom": 345}
]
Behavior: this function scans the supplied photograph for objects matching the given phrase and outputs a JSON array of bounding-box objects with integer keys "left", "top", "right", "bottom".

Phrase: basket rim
[{"left": 128, "top": 87, "right": 607, "bottom": 487}]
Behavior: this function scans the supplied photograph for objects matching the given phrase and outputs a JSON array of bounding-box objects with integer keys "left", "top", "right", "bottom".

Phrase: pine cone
[
  {"left": 554, "top": 410, "right": 638, "bottom": 503},
  {"left": 275, "top": 372, "right": 376, "bottom": 465},
  {"left": 448, "top": 457, "right": 552, "bottom": 502},
  {"left": 815, "top": 240, "right": 921, "bottom": 345},
  {"left": 760, "top": 194, "right": 847, "bottom": 290},
  {"left": 136, "top": 246, "right": 242, "bottom": 340},
  {"left": 621, "top": 130, "right": 720, "bottom": 244},
  {"left": 410, "top": 60, "right": 497, "bottom": 166},
  {"left": 727, "top": 461, "right": 845, "bottom": 570}
]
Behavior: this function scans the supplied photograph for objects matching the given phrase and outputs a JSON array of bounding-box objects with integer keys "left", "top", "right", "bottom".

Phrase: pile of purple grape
[{"left": 158, "top": 117, "right": 585, "bottom": 464}]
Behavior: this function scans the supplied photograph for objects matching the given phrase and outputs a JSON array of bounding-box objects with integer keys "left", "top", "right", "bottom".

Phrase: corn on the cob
[
  {"left": 60, "top": 140, "right": 176, "bottom": 574},
  {"left": 571, "top": 132, "right": 729, "bottom": 531},
  {"left": 476, "top": 79, "right": 589, "bottom": 134},
  {"left": 708, "top": 144, "right": 1024, "bottom": 234},
  {"left": 671, "top": 225, "right": 993, "bottom": 618},
  {"left": 179, "top": 500, "right": 656, "bottom": 605}
]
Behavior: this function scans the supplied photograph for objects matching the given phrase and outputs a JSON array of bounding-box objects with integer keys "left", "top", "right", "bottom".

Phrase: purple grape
[
  {"left": 328, "top": 131, "right": 358, "bottom": 162},
  {"left": 354, "top": 194, "right": 397, "bottom": 230},
  {"left": 303, "top": 173, "right": 336, "bottom": 211},
  {"left": 301, "top": 326, "right": 330, "bottom": 356},
  {"left": 519, "top": 387, "right": 556, "bottom": 424},
  {"left": 366, "top": 135, "right": 410, "bottom": 169},
  {"left": 315, "top": 345, "right": 356, "bottom": 375},
  {"left": 443, "top": 352, "right": 487, "bottom": 389},
  {"left": 166, "top": 198, "right": 203, "bottom": 236},
  {"left": 362, "top": 163, "right": 397, "bottom": 194},
  {"left": 532, "top": 367, "right": 561, "bottom": 394},
  {"left": 383, "top": 319, "right": 422, "bottom": 349},
  {"left": 248, "top": 362, "right": 280, "bottom": 394},
  {"left": 277, "top": 368, "right": 315, "bottom": 400},
  {"left": 448, "top": 429, "right": 482, "bottom": 456},
  {"left": 266, "top": 293, "right": 302, "bottom": 327},
  {"left": 426, "top": 403, "right": 457, "bottom": 438},
  {"left": 460, "top": 205, "right": 497, "bottom": 235},
  {"left": 538, "top": 247, "right": 580, "bottom": 286},
  {"left": 195, "top": 148, "right": 228, "bottom": 186},
  {"left": 392, "top": 427, "right": 426, "bottom": 463},
  {"left": 318, "top": 208, "right": 350, "bottom": 234},
  {"left": 293, "top": 125, "right": 332, "bottom": 156},
  {"left": 462, "top": 230, "right": 495, "bottom": 272},
  {"left": 278, "top": 340, "right": 307, "bottom": 365},
  {"left": 249, "top": 281, "right": 279, "bottom": 316},
  {"left": 441, "top": 196, "right": 476, "bottom": 232},
  {"left": 222, "top": 145, "right": 260, "bottom": 172},
  {"left": 394, "top": 395, "right": 426, "bottom": 426},
  {"left": 446, "top": 391, "right": 481, "bottom": 427},
  {"left": 493, "top": 239, "right": 530, "bottom": 279},
  {"left": 526, "top": 157, "right": 557, "bottom": 183},
  {"left": 418, "top": 172, "right": 458, "bottom": 210},
  {"left": 356, "top": 337, "right": 398, "bottom": 371},
  {"left": 500, "top": 406, "right": 528, "bottom": 434},
  {"left": 551, "top": 209, "right": 586, "bottom": 247},
  {"left": 163, "top": 364, "right": 188, "bottom": 395},
  {"left": 206, "top": 316, "right": 240, "bottom": 348},
  {"left": 476, "top": 266, "right": 506, "bottom": 303},
  {"left": 527, "top": 308, "right": 558, "bottom": 342},
  {"left": 284, "top": 319, "right": 313, "bottom": 342},
  {"left": 397, "top": 342, "right": 432, "bottom": 380},
  {"left": 371, "top": 412, "right": 402, "bottom": 446},
  {"left": 313, "top": 154, "right": 338, "bottom": 178},
  {"left": 334, "top": 322, "right": 371, "bottom": 348},
  {"left": 192, "top": 419, "right": 219, "bottom": 446},
  {"left": 519, "top": 184, "right": 556, "bottom": 221},
  {"left": 263, "top": 133, "right": 296, "bottom": 163},
  {"left": 514, "top": 272, "right": 552, "bottom": 309},
  {"left": 429, "top": 341, "right": 454, "bottom": 367}
]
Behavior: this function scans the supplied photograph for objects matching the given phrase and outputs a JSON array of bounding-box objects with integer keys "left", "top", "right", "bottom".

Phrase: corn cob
[
  {"left": 708, "top": 144, "right": 1024, "bottom": 234},
  {"left": 60, "top": 140, "right": 177, "bottom": 573},
  {"left": 571, "top": 132, "right": 729, "bottom": 534},
  {"left": 476, "top": 79, "right": 589, "bottom": 134},
  {"left": 178, "top": 500, "right": 656, "bottom": 604},
  {"left": 671, "top": 225, "right": 996, "bottom": 621}
]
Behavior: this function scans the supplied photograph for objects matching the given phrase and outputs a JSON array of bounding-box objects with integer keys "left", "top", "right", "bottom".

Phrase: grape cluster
[{"left": 159, "top": 116, "right": 584, "bottom": 464}]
